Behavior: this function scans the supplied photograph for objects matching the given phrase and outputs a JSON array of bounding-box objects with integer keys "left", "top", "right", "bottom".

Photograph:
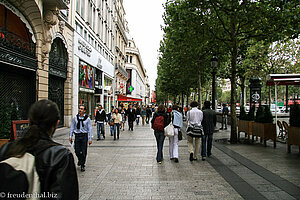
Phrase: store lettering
[
  {"left": 0, "top": 52, "right": 22, "bottom": 64},
  {"left": 78, "top": 39, "right": 92, "bottom": 57}
]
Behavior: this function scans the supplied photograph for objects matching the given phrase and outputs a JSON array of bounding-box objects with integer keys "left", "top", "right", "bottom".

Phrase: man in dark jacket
[
  {"left": 126, "top": 105, "right": 136, "bottom": 131},
  {"left": 201, "top": 101, "right": 216, "bottom": 161},
  {"left": 95, "top": 105, "right": 107, "bottom": 140}
]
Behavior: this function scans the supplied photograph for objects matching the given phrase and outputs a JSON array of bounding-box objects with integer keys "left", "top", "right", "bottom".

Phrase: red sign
[
  {"left": 117, "top": 94, "right": 142, "bottom": 102},
  {"left": 120, "top": 83, "right": 124, "bottom": 88}
]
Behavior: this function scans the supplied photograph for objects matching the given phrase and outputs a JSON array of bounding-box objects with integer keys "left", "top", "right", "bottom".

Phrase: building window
[
  {"left": 80, "top": 0, "right": 85, "bottom": 17},
  {"left": 76, "top": 0, "right": 80, "bottom": 13},
  {"left": 126, "top": 55, "right": 128, "bottom": 62},
  {"left": 130, "top": 56, "right": 133, "bottom": 63},
  {"left": 84, "top": 30, "right": 87, "bottom": 40}
]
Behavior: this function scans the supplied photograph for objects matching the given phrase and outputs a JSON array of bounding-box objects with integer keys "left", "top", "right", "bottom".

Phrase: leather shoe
[
  {"left": 189, "top": 153, "right": 194, "bottom": 161},
  {"left": 174, "top": 158, "right": 179, "bottom": 163},
  {"left": 81, "top": 166, "right": 85, "bottom": 172}
]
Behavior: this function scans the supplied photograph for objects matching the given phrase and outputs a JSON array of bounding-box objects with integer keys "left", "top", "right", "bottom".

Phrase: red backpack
[{"left": 152, "top": 115, "right": 165, "bottom": 131}]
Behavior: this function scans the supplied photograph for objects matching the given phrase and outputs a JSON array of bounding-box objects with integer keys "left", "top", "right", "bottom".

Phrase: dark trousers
[
  {"left": 114, "top": 123, "right": 120, "bottom": 139},
  {"left": 154, "top": 131, "right": 165, "bottom": 162},
  {"left": 75, "top": 134, "right": 88, "bottom": 167},
  {"left": 201, "top": 134, "right": 213, "bottom": 157},
  {"left": 221, "top": 115, "right": 227, "bottom": 129},
  {"left": 128, "top": 120, "right": 134, "bottom": 131},
  {"left": 146, "top": 115, "right": 150, "bottom": 124}
]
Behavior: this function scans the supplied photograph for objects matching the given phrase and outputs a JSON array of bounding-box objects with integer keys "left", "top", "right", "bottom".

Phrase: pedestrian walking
[
  {"left": 0, "top": 100, "right": 79, "bottom": 199},
  {"left": 69, "top": 105, "right": 93, "bottom": 172},
  {"left": 107, "top": 107, "right": 115, "bottom": 136},
  {"left": 186, "top": 101, "right": 203, "bottom": 161},
  {"left": 201, "top": 101, "right": 217, "bottom": 161},
  {"left": 146, "top": 106, "right": 152, "bottom": 124},
  {"left": 95, "top": 105, "right": 107, "bottom": 140},
  {"left": 112, "top": 109, "right": 122, "bottom": 140},
  {"left": 120, "top": 107, "right": 126, "bottom": 131},
  {"left": 126, "top": 105, "right": 136, "bottom": 131},
  {"left": 220, "top": 103, "right": 229, "bottom": 130},
  {"left": 136, "top": 106, "right": 141, "bottom": 125},
  {"left": 141, "top": 106, "right": 147, "bottom": 125},
  {"left": 151, "top": 104, "right": 170, "bottom": 164},
  {"left": 169, "top": 105, "right": 183, "bottom": 163}
]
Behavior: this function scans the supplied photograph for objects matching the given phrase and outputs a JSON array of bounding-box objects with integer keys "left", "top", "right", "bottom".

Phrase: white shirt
[{"left": 187, "top": 108, "right": 203, "bottom": 126}]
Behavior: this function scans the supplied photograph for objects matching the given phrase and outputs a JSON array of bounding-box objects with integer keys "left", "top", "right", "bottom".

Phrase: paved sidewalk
[{"left": 53, "top": 122, "right": 300, "bottom": 200}]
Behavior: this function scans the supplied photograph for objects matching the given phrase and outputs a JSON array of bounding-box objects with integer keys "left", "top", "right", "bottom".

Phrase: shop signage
[
  {"left": 78, "top": 38, "right": 92, "bottom": 57},
  {"left": 12, "top": 120, "right": 29, "bottom": 140},
  {"left": 120, "top": 83, "right": 124, "bottom": 88},
  {"left": 0, "top": 48, "right": 37, "bottom": 70},
  {"left": 128, "top": 85, "right": 134, "bottom": 93},
  {"left": 97, "top": 57, "right": 102, "bottom": 69}
]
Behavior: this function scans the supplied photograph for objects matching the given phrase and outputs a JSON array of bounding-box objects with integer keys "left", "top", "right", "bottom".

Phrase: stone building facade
[
  {"left": 114, "top": 0, "right": 128, "bottom": 106},
  {"left": 70, "top": 0, "right": 116, "bottom": 117},
  {"left": 125, "top": 35, "right": 149, "bottom": 106},
  {"left": 0, "top": 0, "right": 73, "bottom": 127}
]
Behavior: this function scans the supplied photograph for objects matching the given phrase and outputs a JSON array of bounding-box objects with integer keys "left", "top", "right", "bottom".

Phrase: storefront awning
[{"left": 117, "top": 94, "right": 142, "bottom": 102}]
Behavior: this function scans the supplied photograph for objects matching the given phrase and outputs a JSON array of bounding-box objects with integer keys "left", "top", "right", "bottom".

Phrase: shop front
[
  {"left": 117, "top": 94, "right": 142, "bottom": 109},
  {"left": 48, "top": 38, "right": 68, "bottom": 127},
  {"left": 0, "top": 3, "right": 37, "bottom": 131},
  {"left": 73, "top": 32, "right": 114, "bottom": 119}
]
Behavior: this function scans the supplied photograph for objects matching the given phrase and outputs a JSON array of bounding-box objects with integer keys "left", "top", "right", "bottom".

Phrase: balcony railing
[
  {"left": 0, "top": 28, "right": 36, "bottom": 58},
  {"left": 115, "top": 64, "right": 129, "bottom": 79}
]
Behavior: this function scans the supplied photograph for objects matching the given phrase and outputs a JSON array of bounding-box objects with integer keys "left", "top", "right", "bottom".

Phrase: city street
[{"left": 53, "top": 123, "right": 300, "bottom": 200}]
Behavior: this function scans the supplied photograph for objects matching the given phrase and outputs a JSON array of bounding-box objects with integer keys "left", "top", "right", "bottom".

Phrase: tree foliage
[{"left": 157, "top": 0, "right": 299, "bottom": 143}]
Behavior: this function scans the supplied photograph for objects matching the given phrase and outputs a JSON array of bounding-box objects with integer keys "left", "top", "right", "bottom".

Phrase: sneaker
[
  {"left": 202, "top": 157, "right": 206, "bottom": 161},
  {"left": 97, "top": 138, "right": 100, "bottom": 141},
  {"left": 170, "top": 158, "right": 174, "bottom": 160},
  {"left": 103, "top": 135, "right": 105, "bottom": 139},
  {"left": 158, "top": 161, "right": 162, "bottom": 164},
  {"left": 80, "top": 166, "right": 85, "bottom": 172},
  {"left": 220, "top": 128, "right": 223, "bottom": 130},
  {"left": 189, "top": 153, "right": 194, "bottom": 161},
  {"left": 77, "top": 161, "right": 80, "bottom": 166},
  {"left": 174, "top": 158, "right": 179, "bottom": 163},
  {"left": 224, "top": 128, "right": 227, "bottom": 130}
]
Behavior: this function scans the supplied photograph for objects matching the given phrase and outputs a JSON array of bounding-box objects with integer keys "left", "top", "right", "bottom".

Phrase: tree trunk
[
  {"left": 240, "top": 77, "right": 246, "bottom": 108},
  {"left": 198, "top": 73, "right": 202, "bottom": 107},
  {"left": 230, "top": 17, "right": 238, "bottom": 144}
]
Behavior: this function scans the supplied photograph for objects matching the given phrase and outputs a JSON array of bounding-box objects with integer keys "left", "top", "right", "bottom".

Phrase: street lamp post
[{"left": 211, "top": 55, "right": 218, "bottom": 111}]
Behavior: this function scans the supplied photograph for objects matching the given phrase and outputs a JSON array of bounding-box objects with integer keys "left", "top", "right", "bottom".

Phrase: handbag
[
  {"left": 178, "top": 130, "right": 183, "bottom": 141},
  {"left": 186, "top": 124, "right": 203, "bottom": 137},
  {"left": 164, "top": 123, "right": 174, "bottom": 137},
  {"left": 110, "top": 119, "right": 115, "bottom": 126}
]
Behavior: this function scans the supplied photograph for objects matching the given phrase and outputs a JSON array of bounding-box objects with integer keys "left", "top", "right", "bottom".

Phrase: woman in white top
[
  {"left": 186, "top": 101, "right": 203, "bottom": 161},
  {"left": 112, "top": 109, "right": 122, "bottom": 140},
  {"left": 170, "top": 105, "right": 183, "bottom": 163}
]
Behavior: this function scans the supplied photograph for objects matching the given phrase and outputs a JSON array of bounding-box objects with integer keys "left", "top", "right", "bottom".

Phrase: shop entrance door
[{"left": 48, "top": 75, "right": 64, "bottom": 127}]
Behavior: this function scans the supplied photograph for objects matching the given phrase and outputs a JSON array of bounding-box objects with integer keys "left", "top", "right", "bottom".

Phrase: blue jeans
[
  {"left": 114, "top": 123, "right": 120, "bottom": 139},
  {"left": 97, "top": 122, "right": 105, "bottom": 139},
  {"left": 110, "top": 125, "right": 114, "bottom": 136},
  {"left": 75, "top": 134, "right": 88, "bottom": 167},
  {"left": 201, "top": 134, "right": 213, "bottom": 158},
  {"left": 154, "top": 131, "right": 165, "bottom": 162}
]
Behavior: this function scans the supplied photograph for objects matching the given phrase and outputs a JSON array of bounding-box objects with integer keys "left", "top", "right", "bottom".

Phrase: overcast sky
[{"left": 123, "top": 0, "right": 166, "bottom": 91}]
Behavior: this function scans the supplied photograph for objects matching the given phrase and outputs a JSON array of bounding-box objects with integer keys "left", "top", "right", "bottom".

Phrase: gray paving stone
[{"left": 52, "top": 122, "right": 300, "bottom": 200}]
